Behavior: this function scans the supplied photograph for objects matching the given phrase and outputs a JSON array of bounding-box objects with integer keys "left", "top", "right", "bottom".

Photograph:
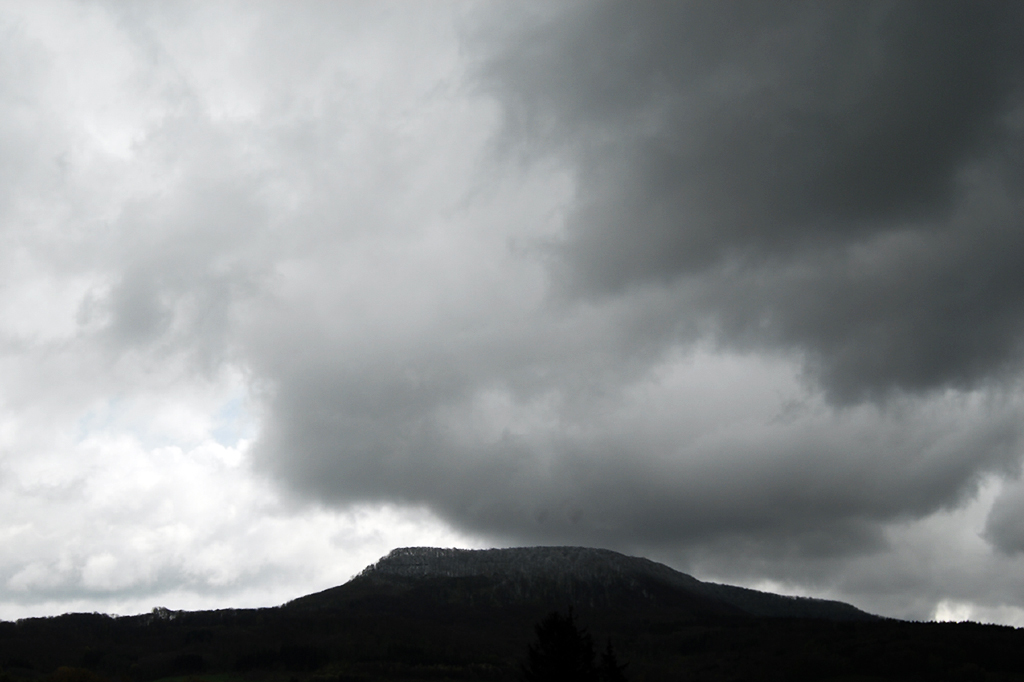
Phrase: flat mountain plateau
[{"left": 1, "top": 547, "right": 1023, "bottom": 682}]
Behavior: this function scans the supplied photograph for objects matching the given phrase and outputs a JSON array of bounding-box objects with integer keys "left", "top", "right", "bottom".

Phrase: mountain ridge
[{"left": 288, "top": 545, "right": 878, "bottom": 621}]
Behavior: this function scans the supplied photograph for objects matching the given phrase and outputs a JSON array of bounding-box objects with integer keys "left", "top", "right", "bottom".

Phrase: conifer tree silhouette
[
  {"left": 521, "top": 609, "right": 629, "bottom": 682},
  {"left": 520, "top": 609, "right": 596, "bottom": 682},
  {"left": 598, "top": 639, "right": 629, "bottom": 682}
]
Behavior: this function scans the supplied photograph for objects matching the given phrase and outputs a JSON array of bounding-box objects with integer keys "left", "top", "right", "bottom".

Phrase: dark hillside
[{"left": 0, "top": 547, "right": 1022, "bottom": 681}]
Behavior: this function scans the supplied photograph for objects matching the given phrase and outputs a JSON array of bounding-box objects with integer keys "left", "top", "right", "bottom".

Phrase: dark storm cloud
[
  {"left": 254, "top": 318, "right": 1024, "bottom": 553},
  {"left": 476, "top": 0, "right": 1024, "bottom": 400},
  {"left": 245, "top": 0, "right": 1024, "bottom": 573}
]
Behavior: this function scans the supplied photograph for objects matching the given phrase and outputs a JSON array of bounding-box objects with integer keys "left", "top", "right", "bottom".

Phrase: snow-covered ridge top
[
  {"left": 358, "top": 546, "right": 703, "bottom": 588},
  {"left": 352, "top": 546, "right": 878, "bottom": 621}
]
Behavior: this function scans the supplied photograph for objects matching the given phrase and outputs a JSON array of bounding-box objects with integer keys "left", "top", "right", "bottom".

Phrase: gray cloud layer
[
  {"left": 477, "top": 0, "right": 1024, "bottom": 400},
  {"left": 5, "top": 1, "right": 1024, "bottom": 621}
]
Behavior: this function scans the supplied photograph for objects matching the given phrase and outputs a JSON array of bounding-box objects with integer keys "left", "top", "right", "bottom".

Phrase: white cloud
[
  {"left": 0, "top": 0, "right": 1023, "bottom": 628},
  {"left": 0, "top": 415, "right": 484, "bottom": 618}
]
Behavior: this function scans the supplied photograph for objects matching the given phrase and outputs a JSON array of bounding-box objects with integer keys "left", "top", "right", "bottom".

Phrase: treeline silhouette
[{"left": 2, "top": 583, "right": 1024, "bottom": 681}]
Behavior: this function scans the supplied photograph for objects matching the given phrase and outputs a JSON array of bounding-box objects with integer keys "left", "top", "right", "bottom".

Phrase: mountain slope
[{"left": 286, "top": 546, "right": 876, "bottom": 621}]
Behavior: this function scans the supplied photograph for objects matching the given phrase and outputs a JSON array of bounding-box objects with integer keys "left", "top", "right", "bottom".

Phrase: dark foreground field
[
  {"left": 3, "top": 603, "right": 1024, "bottom": 682},
  {"left": 2, "top": 548, "right": 1022, "bottom": 682}
]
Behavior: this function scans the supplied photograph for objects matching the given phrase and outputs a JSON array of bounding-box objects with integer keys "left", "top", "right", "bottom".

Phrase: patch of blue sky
[
  {"left": 74, "top": 397, "right": 126, "bottom": 443},
  {"left": 72, "top": 392, "right": 255, "bottom": 451},
  {"left": 212, "top": 395, "right": 256, "bottom": 447}
]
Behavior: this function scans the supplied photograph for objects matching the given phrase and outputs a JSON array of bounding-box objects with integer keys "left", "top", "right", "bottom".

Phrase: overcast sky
[{"left": 2, "top": 0, "right": 1024, "bottom": 625}]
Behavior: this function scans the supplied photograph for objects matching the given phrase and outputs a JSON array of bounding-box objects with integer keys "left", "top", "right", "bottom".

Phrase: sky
[{"left": 2, "top": 0, "right": 1024, "bottom": 625}]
